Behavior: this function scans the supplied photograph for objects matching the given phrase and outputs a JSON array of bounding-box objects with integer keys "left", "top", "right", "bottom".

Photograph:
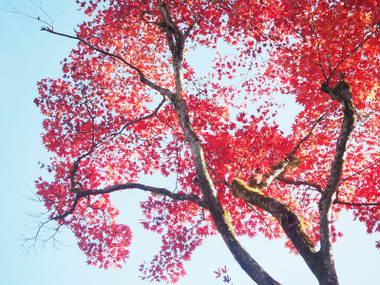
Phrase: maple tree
[{"left": 31, "top": 0, "right": 379, "bottom": 284}]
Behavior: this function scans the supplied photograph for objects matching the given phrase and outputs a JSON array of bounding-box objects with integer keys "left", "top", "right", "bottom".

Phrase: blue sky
[{"left": 1, "top": 1, "right": 379, "bottom": 284}]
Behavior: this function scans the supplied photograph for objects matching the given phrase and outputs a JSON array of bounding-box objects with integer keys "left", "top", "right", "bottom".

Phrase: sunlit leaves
[{"left": 35, "top": 0, "right": 380, "bottom": 282}]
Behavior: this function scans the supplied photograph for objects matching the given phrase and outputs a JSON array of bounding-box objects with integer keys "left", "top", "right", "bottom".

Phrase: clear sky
[{"left": 1, "top": 1, "right": 379, "bottom": 285}]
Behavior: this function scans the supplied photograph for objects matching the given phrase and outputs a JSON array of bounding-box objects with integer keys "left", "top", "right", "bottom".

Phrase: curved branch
[
  {"left": 78, "top": 182, "right": 208, "bottom": 209},
  {"left": 51, "top": 195, "right": 80, "bottom": 221},
  {"left": 231, "top": 178, "right": 324, "bottom": 280},
  {"left": 319, "top": 81, "right": 356, "bottom": 284},
  {"left": 50, "top": 182, "right": 208, "bottom": 225}
]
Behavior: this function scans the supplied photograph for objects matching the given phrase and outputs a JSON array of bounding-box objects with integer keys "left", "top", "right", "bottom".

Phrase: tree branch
[
  {"left": 50, "top": 182, "right": 208, "bottom": 225},
  {"left": 328, "top": 28, "right": 379, "bottom": 80},
  {"left": 253, "top": 156, "right": 300, "bottom": 189},
  {"left": 156, "top": 3, "right": 282, "bottom": 284},
  {"left": 277, "top": 176, "right": 323, "bottom": 194},
  {"left": 289, "top": 111, "right": 329, "bottom": 157},
  {"left": 340, "top": 158, "right": 380, "bottom": 185},
  {"left": 42, "top": 5, "right": 282, "bottom": 284},
  {"left": 6, "top": 1, "right": 57, "bottom": 30},
  {"left": 67, "top": 98, "right": 166, "bottom": 194},
  {"left": 41, "top": 27, "right": 176, "bottom": 100},
  {"left": 334, "top": 200, "right": 380, "bottom": 207},
  {"left": 78, "top": 182, "right": 209, "bottom": 209},
  {"left": 319, "top": 81, "right": 356, "bottom": 284},
  {"left": 230, "top": 178, "right": 324, "bottom": 279},
  {"left": 247, "top": 111, "right": 326, "bottom": 192}
]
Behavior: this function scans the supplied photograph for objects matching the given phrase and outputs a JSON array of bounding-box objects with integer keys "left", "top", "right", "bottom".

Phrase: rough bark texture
[
  {"left": 159, "top": 1, "right": 358, "bottom": 281},
  {"left": 230, "top": 81, "right": 356, "bottom": 285},
  {"left": 45, "top": 3, "right": 359, "bottom": 283},
  {"left": 318, "top": 81, "right": 356, "bottom": 285},
  {"left": 157, "top": 2, "right": 281, "bottom": 284},
  {"left": 231, "top": 179, "right": 325, "bottom": 281}
]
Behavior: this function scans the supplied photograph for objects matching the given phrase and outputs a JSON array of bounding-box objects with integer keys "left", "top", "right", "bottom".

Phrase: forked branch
[
  {"left": 52, "top": 182, "right": 208, "bottom": 224},
  {"left": 78, "top": 183, "right": 208, "bottom": 209},
  {"left": 230, "top": 178, "right": 323, "bottom": 279}
]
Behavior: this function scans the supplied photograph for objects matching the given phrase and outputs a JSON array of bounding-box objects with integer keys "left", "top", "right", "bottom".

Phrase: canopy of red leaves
[{"left": 34, "top": 0, "right": 379, "bottom": 282}]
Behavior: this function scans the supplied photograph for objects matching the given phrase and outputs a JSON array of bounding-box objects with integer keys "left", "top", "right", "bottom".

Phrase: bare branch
[
  {"left": 23, "top": 192, "right": 70, "bottom": 252},
  {"left": 334, "top": 200, "right": 380, "bottom": 207},
  {"left": 289, "top": 111, "right": 329, "bottom": 157},
  {"left": 78, "top": 182, "right": 208, "bottom": 209},
  {"left": 5, "top": 0, "right": 57, "bottom": 29},
  {"left": 277, "top": 176, "right": 323, "bottom": 194},
  {"left": 340, "top": 158, "right": 380, "bottom": 185}
]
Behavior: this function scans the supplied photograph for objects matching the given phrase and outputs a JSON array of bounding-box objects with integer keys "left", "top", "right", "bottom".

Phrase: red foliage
[{"left": 35, "top": 0, "right": 379, "bottom": 282}]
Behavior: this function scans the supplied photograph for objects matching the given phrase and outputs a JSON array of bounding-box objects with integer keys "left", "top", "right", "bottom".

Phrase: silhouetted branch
[
  {"left": 340, "top": 158, "right": 380, "bottom": 185},
  {"left": 40, "top": 27, "right": 176, "bottom": 100},
  {"left": 277, "top": 176, "right": 323, "bottom": 193},
  {"left": 79, "top": 183, "right": 208, "bottom": 209},
  {"left": 6, "top": 0, "right": 59, "bottom": 30},
  {"left": 334, "top": 200, "right": 380, "bottom": 207}
]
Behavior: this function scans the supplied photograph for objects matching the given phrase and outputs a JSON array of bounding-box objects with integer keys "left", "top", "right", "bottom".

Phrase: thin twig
[
  {"left": 334, "top": 200, "right": 380, "bottom": 207},
  {"left": 340, "top": 158, "right": 380, "bottom": 185},
  {"left": 289, "top": 111, "right": 329, "bottom": 157},
  {"left": 277, "top": 176, "right": 323, "bottom": 193}
]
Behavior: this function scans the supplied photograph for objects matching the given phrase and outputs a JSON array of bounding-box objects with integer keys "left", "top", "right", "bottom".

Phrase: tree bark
[
  {"left": 157, "top": 2, "right": 281, "bottom": 284},
  {"left": 318, "top": 81, "right": 356, "bottom": 285},
  {"left": 44, "top": 4, "right": 358, "bottom": 283},
  {"left": 231, "top": 81, "right": 356, "bottom": 285}
]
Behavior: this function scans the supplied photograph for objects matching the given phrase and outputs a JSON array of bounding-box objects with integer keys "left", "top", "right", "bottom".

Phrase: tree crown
[{"left": 33, "top": 0, "right": 379, "bottom": 283}]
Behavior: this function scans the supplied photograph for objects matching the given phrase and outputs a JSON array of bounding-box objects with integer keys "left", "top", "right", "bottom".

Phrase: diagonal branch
[
  {"left": 253, "top": 156, "right": 300, "bottom": 189},
  {"left": 41, "top": 27, "right": 175, "bottom": 100},
  {"left": 289, "top": 111, "right": 329, "bottom": 157},
  {"left": 68, "top": 98, "right": 167, "bottom": 193},
  {"left": 230, "top": 178, "right": 323, "bottom": 279},
  {"left": 339, "top": 158, "right": 380, "bottom": 185},
  {"left": 249, "top": 111, "right": 327, "bottom": 191},
  {"left": 328, "top": 28, "right": 379, "bottom": 81}
]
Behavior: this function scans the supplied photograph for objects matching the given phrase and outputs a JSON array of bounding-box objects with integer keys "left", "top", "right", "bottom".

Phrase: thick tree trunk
[
  {"left": 318, "top": 81, "right": 356, "bottom": 285},
  {"left": 231, "top": 81, "right": 356, "bottom": 285},
  {"left": 159, "top": 2, "right": 357, "bottom": 284},
  {"left": 157, "top": 3, "right": 282, "bottom": 284}
]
